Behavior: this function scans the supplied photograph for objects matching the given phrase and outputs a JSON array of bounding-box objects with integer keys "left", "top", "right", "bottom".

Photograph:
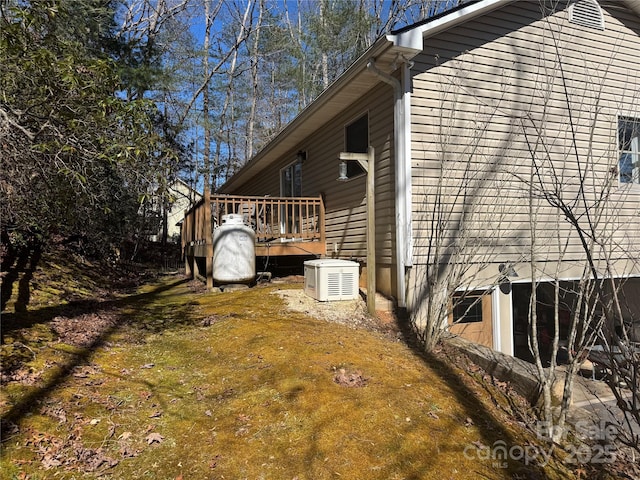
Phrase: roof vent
[{"left": 569, "top": 0, "right": 605, "bottom": 30}]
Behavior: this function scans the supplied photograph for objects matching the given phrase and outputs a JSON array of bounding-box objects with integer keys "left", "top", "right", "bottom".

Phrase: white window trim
[
  {"left": 280, "top": 159, "right": 302, "bottom": 197},
  {"left": 617, "top": 114, "right": 640, "bottom": 189}
]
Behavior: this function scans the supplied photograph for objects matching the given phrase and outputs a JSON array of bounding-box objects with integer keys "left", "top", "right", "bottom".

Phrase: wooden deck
[{"left": 181, "top": 194, "right": 326, "bottom": 286}]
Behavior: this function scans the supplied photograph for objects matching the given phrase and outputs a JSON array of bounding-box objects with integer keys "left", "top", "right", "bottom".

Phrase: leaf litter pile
[{"left": 0, "top": 259, "right": 609, "bottom": 480}]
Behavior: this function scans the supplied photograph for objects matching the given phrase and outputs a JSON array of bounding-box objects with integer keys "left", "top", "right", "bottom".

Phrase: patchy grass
[{"left": 2, "top": 270, "right": 584, "bottom": 479}]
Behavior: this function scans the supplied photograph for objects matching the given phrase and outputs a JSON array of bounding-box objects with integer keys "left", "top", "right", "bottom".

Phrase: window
[
  {"left": 452, "top": 292, "right": 484, "bottom": 324},
  {"left": 344, "top": 114, "right": 368, "bottom": 179},
  {"left": 281, "top": 160, "right": 302, "bottom": 197},
  {"left": 619, "top": 117, "right": 640, "bottom": 185},
  {"left": 346, "top": 114, "right": 368, "bottom": 153}
]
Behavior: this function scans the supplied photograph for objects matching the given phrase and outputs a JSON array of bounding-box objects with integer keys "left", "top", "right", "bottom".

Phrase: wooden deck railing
[
  {"left": 182, "top": 194, "right": 325, "bottom": 286},
  {"left": 182, "top": 194, "right": 325, "bottom": 248},
  {"left": 211, "top": 194, "right": 324, "bottom": 242}
]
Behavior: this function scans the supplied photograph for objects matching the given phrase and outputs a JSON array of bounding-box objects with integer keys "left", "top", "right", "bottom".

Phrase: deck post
[
  {"left": 181, "top": 209, "right": 194, "bottom": 279},
  {"left": 193, "top": 252, "right": 201, "bottom": 279},
  {"left": 319, "top": 194, "right": 326, "bottom": 249},
  {"left": 366, "top": 146, "right": 376, "bottom": 316},
  {"left": 185, "top": 256, "right": 193, "bottom": 277},
  {"left": 204, "top": 193, "right": 214, "bottom": 290}
]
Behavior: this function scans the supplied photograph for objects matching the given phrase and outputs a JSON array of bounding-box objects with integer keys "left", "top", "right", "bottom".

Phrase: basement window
[
  {"left": 568, "top": 0, "right": 605, "bottom": 30},
  {"left": 452, "top": 292, "right": 484, "bottom": 324}
]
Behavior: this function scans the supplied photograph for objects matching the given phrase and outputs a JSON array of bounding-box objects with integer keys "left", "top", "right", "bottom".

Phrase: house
[
  {"left": 213, "top": 0, "right": 640, "bottom": 357},
  {"left": 150, "top": 179, "right": 202, "bottom": 244}
]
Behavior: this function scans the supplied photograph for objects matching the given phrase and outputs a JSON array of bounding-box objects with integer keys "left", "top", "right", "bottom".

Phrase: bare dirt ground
[
  {"left": 274, "top": 289, "right": 369, "bottom": 325},
  {"left": 272, "top": 285, "right": 401, "bottom": 339}
]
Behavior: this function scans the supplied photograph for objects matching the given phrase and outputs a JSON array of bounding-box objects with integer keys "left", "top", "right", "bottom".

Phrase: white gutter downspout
[{"left": 366, "top": 58, "right": 413, "bottom": 309}]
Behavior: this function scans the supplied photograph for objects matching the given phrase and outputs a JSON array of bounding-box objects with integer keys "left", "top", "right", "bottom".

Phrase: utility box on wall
[{"left": 304, "top": 259, "right": 359, "bottom": 301}]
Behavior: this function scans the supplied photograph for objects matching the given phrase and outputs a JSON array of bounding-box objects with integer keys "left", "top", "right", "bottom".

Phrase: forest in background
[{"left": 0, "top": 0, "right": 462, "bottom": 256}]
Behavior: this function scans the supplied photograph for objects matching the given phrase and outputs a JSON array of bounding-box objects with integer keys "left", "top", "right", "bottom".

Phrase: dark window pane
[
  {"left": 453, "top": 295, "right": 483, "bottom": 324},
  {"left": 281, "top": 161, "right": 302, "bottom": 196},
  {"left": 346, "top": 114, "right": 368, "bottom": 153},
  {"left": 293, "top": 162, "right": 302, "bottom": 196},
  {"left": 619, "top": 117, "right": 640, "bottom": 151},
  {"left": 619, "top": 153, "right": 634, "bottom": 183},
  {"left": 346, "top": 160, "right": 366, "bottom": 178},
  {"left": 618, "top": 117, "right": 639, "bottom": 184}
]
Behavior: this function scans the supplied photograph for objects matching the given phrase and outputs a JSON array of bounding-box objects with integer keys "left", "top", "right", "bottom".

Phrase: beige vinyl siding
[
  {"left": 410, "top": 1, "right": 640, "bottom": 280},
  {"left": 227, "top": 82, "right": 396, "bottom": 274}
]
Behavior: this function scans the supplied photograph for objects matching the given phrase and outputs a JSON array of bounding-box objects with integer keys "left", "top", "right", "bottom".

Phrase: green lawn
[{"left": 1, "top": 272, "right": 577, "bottom": 479}]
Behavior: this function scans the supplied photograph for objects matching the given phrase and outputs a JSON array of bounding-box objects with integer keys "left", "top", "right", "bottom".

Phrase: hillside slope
[{"left": 0, "top": 254, "right": 615, "bottom": 479}]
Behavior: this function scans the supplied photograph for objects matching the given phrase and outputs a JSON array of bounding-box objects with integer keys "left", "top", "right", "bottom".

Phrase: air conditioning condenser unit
[{"left": 304, "top": 259, "right": 359, "bottom": 301}]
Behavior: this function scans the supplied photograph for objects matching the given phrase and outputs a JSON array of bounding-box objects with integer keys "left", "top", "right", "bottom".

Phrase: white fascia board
[
  {"left": 388, "top": 0, "right": 515, "bottom": 54},
  {"left": 388, "top": 0, "right": 640, "bottom": 52}
]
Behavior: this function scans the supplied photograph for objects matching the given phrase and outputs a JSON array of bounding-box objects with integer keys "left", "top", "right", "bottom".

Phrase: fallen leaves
[
  {"left": 19, "top": 407, "right": 159, "bottom": 476},
  {"left": 41, "top": 406, "right": 67, "bottom": 424},
  {"left": 27, "top": 430, "right": 119, "bottom": 472},
  {"left": 2, "top": 365, "right": 42, "bottom": 385},
  {"left": 74, "top": 444, "right": 119, "bottom": 472},
  {"left": 145, "top": 432, "right": 164, "bottom": 445},
  {"left": 209, "top": 454, "right": 221, "bottom": 469},
  {"left": 41, "top": 453, "right": 62, "bottom": 470},
  {"left": 72, "top": 364, "right": 101, "bottom": 378},
  {"left": 201, "top": 314, "right": 223, "bottom": 326},
  {"left": 50, "top": 308, "right": 119, "bottom": 349},
  {"left": 139, "top": 390, "right": 152, "bottom": 401},
  {"left": 472, "top": 440, "right": 487, "bottom": 450},
  {"left": 235, "top": 414, "right": 252, "bottom": 436},
  {"left": 333, "top": 367, "right": 368, "bottom": 387}
]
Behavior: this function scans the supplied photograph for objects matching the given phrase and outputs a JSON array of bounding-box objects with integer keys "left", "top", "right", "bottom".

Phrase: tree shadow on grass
[
  {"left": 393, "top": 312, "right": 563, "bottom": 479},
  {"left": 0, "top": 276, "right": 192, "bottom": 446},
  {"left": 1, "top": 274, "right": 190, "bottom": 335},
  {"left": 1, "top": 238, "right": 42, "bottom": 313}
]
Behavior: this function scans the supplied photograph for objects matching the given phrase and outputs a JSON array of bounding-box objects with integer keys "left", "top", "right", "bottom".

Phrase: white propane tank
[{"left": 213, "top": 214, "right": 256, "bottom": 284}]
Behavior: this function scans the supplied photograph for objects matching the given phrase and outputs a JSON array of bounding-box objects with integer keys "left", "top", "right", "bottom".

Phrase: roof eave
[
  {"left": 623, "top": 0, "right": 640, "bottom": 17},
  {"left": 218, "top": 36, "right": 403, "bottom": 193},
  {"left": 218, "top": 0, "right": 521, "bottom": 193},
  {"left": 388, "top": 0, "right": 515, "bottom": 51}
]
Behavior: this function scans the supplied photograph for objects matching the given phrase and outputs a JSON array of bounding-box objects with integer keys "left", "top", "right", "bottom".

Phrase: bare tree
[
  {"left": 409, "top": 58, "right": 519, "bottom": 353},
  {"left": 513, "top": 11, "right": 640, "bottom": 447},
  {"left": 407, "top": 1, "right": 640, "bottom": 451},
  {"left": 368, "top": 0, "right": 463, "bottom": 39},
  {"left": 201, "top": 0, "right": 217, "bottom": 195},
  {"left": 245, "top": 0, "right": 265, "bottom": 160},
  {"left": 116, "top": 0, "right": 192, "bottom": 100}
]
